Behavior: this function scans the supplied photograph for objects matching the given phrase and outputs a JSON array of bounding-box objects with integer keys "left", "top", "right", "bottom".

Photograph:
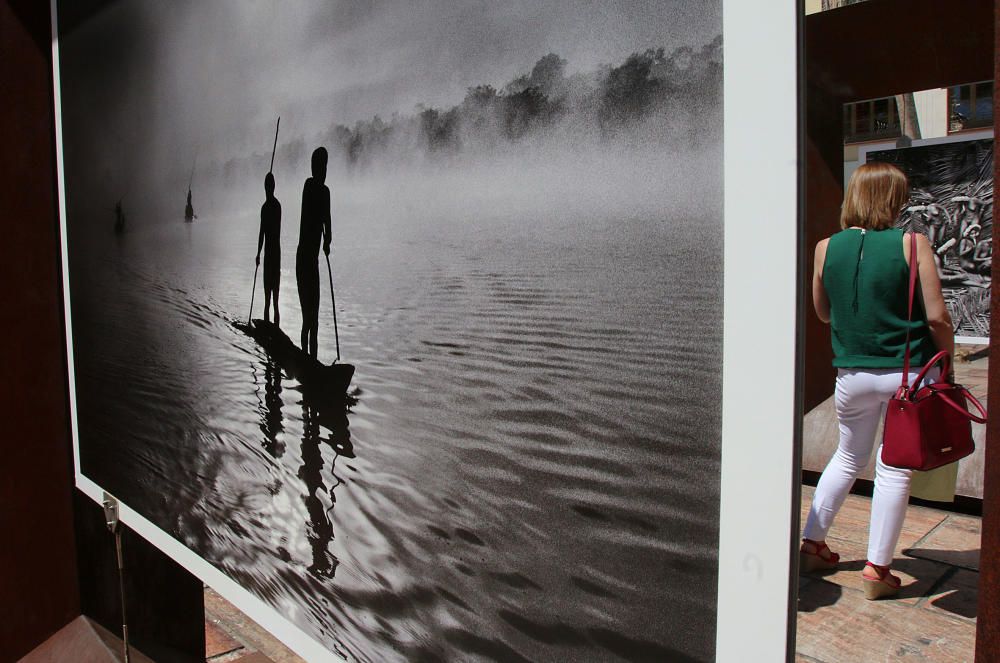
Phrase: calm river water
[{"left": 68, "top": 188, "right": 722, "bottom": 662}]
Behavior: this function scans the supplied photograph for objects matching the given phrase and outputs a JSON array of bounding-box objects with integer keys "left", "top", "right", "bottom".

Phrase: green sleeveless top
[{"left": 822, "top": 227, "right": 936, "bottom": 368}]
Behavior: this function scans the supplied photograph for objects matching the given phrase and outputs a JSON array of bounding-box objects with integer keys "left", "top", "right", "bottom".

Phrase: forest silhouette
[
  {"left": 209, "top": 38, "right": 723, "bottom": 184},
  {"left": 327, "top": 39, "right": 722, "bottom": 167}
]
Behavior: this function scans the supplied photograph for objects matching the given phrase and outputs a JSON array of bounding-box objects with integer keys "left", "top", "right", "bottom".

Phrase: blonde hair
[{"left": 840, "top": 162, "right": 910, "bottom": 230}]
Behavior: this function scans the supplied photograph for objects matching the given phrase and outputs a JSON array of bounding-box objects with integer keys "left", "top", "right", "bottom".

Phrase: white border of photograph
[
  {"left": 859, "top": 129, "right": 994, "bottom": 345},
  {"left": 717, "top": 1, "right": 799, "bottom": 660},
  {"left": 51, "top": 1, "right": 802, "bottom": 661}
]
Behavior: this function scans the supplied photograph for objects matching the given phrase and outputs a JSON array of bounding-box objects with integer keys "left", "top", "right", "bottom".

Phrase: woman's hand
[{"left": 912, "top": 233, "right": 955, "bottom": 360}]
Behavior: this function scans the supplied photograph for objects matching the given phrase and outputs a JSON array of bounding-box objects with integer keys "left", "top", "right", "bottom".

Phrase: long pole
[
  {"left": 248, "top": 263, "right": 259, "bottom": 325},
  {"left": 249, "top": 119, "right": 280, "bottom": 327},
  {"left": 269, "top": 117, "right": 280, "bottom": 173},
  {"left": 326, "top": 254, "right": 340, "bottom": 362}
]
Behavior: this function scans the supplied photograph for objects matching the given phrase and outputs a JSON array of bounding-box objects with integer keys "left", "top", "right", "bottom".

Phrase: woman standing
[{"left": 801, "top": 162, "right": 955, "bottom": 600}]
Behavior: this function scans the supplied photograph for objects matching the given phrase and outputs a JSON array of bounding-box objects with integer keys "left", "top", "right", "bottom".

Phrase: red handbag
[{"left": 880, "top": 232, "right": 987, "bottom": 471}]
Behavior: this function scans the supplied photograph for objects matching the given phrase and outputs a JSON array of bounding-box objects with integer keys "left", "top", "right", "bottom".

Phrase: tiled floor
[
  {"left": 797, "top": 485, "right": 980, "bottom": 663},
  {"left": 205, "top": 588, "right": 305, "bottom": 663}
]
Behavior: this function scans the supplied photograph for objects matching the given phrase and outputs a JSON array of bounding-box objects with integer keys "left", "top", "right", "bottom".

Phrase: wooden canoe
[{"left": 235, "top": 319, "right": 354, "bottom": 396}]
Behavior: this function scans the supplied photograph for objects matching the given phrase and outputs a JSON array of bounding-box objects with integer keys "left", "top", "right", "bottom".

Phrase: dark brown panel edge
[
  {"left": 788, "top": 3, "right": 807, "bottom": 661},
  {"left": 803, "top": 2, "right": 997, "bottom": 661},
  {"left": 975, "top": 3, "right": 1000, "bottom": 659},
  {"left": 0, "top": 0, "right": 81, "bottom": 658},
  {"left": 2, "top": 2, "right": 208, "bottom": 660}
]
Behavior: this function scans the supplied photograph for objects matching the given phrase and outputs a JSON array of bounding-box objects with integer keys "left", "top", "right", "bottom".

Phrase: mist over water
[{"left": 58, "top": 1, "right": 723, "bottom": 660}]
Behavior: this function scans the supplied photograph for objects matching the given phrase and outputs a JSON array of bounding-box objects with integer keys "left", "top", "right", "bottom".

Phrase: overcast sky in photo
[{"left": 58, "top": 0, "right": 721, "bottom": 181}]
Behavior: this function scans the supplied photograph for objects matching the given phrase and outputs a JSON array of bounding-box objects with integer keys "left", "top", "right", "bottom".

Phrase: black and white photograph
[
  {"left": 55, "top": 1, "right": 725, "bottom": 659},
  {"left": 866, "top": 137, "right": 993, "bottom": 341}
]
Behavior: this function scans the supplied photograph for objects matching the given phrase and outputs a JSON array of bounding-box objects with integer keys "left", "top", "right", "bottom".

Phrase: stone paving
[{"left": 797, "top": 485, "right": 980, "bottom": 663}]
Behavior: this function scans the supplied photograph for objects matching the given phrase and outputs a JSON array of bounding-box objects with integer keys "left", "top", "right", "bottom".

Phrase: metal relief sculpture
[{"left": 867, "top": 137, "right": 993, "bottom": 341}]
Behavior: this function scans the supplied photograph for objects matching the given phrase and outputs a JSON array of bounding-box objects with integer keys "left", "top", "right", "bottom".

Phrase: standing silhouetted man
[
  {"left": 296, "top": 147, "right": 331, "bottom": 358},
  {"left": 256, "top": 172, "right": 281, "bottom": 326}
]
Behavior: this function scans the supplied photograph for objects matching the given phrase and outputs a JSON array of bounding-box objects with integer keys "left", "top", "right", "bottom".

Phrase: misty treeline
[
  {"left": 211, "top": 38, "right": 721, "bottom": 183},
  {"left": 327, "top": 38, "right": 722, "bottom": 166}
]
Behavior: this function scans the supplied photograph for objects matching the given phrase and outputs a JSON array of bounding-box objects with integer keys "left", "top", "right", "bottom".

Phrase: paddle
[
  {"left": 248, "top": 118, "right": 281, "bottom": 326},
  {"left": 248, "top": 263, "right": 259, "bottom": 326},
  {"left": 326, "top": 254, "right": 341, "bottom": 362}
]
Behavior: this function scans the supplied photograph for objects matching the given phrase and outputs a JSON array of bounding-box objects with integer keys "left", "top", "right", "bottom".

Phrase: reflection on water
[
  {"left": 299, "top": 403, "right": 352, "bottom": 580},
  {"left": 68, "top": 205, "right": 721, "bottom": 662},
  {"left": 254, "top": 360, "right": 285, "bottom": 462}
]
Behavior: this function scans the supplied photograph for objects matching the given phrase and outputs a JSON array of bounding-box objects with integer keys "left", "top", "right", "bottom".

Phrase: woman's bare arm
[
  {"left": 909, "top": 232, "right": 955, "bottom": 373},
  {"left": 813, "top": 239, "right": 830, "bottom": 323}
]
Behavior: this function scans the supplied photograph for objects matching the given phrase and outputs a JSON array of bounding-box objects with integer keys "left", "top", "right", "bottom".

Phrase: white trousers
[{"left": 802, "top": 367, "right": 936, "bottom": 566}]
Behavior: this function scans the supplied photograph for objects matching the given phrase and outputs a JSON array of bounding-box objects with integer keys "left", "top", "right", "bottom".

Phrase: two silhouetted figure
[
  {"left": 296, "top": 147, "right": 332, "bottom": 358},
  {"left": 255, "top": 147, "right": 331, "bottom": 359},
  {"left": 185, "top": 188, "right": 195, "bottom": 222},
  {"left": 256, "top": 172, "right": 281, "bottom": 325}
]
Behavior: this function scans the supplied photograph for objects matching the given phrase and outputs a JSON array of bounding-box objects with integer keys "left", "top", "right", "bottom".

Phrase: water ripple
[{"left": 69, "top": 212, "right": 721, "bottom": 662}]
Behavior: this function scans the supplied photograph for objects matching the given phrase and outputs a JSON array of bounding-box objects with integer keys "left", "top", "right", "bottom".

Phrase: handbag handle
[
  {"left": 909, "top": 349, "right": 988, "bottom": 424},
  {"left": 910, "top": 349, "right": 952, "bottom": 393},
  {"left": 927, "top": 382, "right": 989, "bottom": 424},
  {"left": 901, "top": 231, "right": 919, "bottom": 388}
]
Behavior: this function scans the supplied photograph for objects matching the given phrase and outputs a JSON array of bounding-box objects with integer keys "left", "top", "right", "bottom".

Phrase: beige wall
[
  {"left": 807, "top": 0, "right": 872, "bottom": 14},
  {"left": 914, "top": 88, "right": 950, "bottom": 138}
]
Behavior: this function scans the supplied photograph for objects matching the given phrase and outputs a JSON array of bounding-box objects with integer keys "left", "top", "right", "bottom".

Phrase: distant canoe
[{"left": 235, "top": 319, "right": 354, "bottom": 396}]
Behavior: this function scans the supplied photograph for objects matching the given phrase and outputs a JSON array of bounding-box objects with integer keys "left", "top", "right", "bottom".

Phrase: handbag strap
[{"left": 901, "top": 231, "right": 918, "bottom": 389}]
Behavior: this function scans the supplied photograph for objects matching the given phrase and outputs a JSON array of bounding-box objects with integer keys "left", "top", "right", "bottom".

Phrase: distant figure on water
[
  {"left": 114, "top": 199, "right": 125, "bottom": 234},
  {"left": 256, "top": 172, "right": 282, "bottom": 326},
  {"left": 184, "top": 187, "right": 195, "bottom": 222},
  {"left": 296, "top": 147, "right": 332, "bottom": 358}
]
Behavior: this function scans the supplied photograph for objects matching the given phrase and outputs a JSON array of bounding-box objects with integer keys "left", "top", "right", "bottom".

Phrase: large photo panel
[{"left": 53, "top": 1, "right": 799, "bottom": 660}]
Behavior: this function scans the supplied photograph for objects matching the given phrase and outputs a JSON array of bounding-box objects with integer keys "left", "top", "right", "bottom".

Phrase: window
[
  {"left": 843, "top": 96, "right": 901, "bottom": 143},
  {"left": 949, "top": 81, "right": 993, "bottom": 132}
]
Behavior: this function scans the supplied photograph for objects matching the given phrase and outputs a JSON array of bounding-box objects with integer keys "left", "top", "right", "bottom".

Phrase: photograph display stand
[{"left": 52, "top": 1, "right": 800, "bottom": 660}]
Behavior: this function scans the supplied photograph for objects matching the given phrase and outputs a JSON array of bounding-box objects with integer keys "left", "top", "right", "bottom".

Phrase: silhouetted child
[
  {"left": 257, "top": 172, "right": 281, "bottom": 326},
  {"left": 296, "top": 147, "right": 331, "bottom": 358}
]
